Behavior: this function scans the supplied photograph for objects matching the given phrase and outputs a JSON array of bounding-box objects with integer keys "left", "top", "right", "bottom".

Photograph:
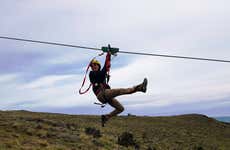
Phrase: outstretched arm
[
  {"left": 102, "top": 52, "right": 111, "bottom": 72},
  {"left": 105, "top": 52, "right": 111, "bottom": 72}
]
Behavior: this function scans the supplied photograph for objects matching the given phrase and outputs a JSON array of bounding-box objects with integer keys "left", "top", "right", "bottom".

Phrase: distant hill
[{"left": 0, "top": 110, "right": 229, "bottom": 150}]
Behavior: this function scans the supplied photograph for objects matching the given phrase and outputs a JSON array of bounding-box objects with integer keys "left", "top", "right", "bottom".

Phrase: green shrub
[
  {"left": 85, "top": 127, "right": 101, "bottom": 138},
  {"left": 118, "top": 132, "right": 137, "bottom": 147}
]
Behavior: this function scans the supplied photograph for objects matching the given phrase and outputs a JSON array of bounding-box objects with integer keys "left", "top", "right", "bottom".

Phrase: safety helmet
[{"left": 90, "top": 59, "right": 101, "bottom": 69}]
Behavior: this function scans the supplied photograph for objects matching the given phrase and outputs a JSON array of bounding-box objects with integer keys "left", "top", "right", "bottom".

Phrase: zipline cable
[
  {"left": 0, "top": 36, "right": 101, "bottom": 51},
  {"left": 118, "top": 51, "right": 230, "bottom": 63},
  {"left": 0, "top": 36, "right": 230, "bottom": 63}
]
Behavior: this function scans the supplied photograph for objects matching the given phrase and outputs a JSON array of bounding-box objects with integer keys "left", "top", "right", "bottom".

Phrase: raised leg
[{"left": 104, "top": 87, "right": 136, "bottom": 100}]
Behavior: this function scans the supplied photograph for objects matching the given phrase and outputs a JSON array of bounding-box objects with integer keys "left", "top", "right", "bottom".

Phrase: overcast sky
[{"left": 0, "top": 0, "right": 230, "bottom": 116}]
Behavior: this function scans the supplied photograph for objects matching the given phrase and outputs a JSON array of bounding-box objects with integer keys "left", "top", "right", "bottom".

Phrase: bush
[
  {"left": 85, "top": 127, "right": 101, "bottom": 138},
  {"left": 118, "top": 132, "right": 137, "bottom": 147},
  {"left": 193, "top": 145, "right": 204, "bottom": 150}
]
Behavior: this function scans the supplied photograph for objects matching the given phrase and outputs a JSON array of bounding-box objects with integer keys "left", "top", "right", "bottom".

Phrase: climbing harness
[
  {"left": 79, "top": 45, "right": 119, "bottom": 109},
  {"left": 78, "top": 44, "right": 119, "bottom": 95}
]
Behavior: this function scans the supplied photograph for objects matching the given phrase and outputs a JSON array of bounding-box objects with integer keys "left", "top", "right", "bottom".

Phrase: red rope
[{"left": 78, "top": 63, "right": 92, "bottom": 94}]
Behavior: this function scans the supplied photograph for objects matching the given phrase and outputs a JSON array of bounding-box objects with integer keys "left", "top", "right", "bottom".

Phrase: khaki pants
[{"left": 97, "top": 87, "right": 136, "bottom": 118}]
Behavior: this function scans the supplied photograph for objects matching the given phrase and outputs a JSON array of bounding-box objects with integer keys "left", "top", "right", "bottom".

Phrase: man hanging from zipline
[{"left": 80, "top": 46, "right": 148, "bottom": 127}]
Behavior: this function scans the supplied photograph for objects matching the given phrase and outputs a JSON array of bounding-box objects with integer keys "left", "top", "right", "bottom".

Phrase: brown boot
[{"left": 134, "top": 78, "right": 148, "bottom": 93}]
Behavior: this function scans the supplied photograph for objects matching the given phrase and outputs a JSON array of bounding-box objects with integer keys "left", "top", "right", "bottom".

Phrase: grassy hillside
[{"left": 0, "top": 110, "right": 229, "bottom": 150}]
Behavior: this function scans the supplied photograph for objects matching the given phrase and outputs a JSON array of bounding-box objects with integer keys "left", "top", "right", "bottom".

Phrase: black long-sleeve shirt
[{"left": 89, "top": 53, "right": 111, "bottom": 95}]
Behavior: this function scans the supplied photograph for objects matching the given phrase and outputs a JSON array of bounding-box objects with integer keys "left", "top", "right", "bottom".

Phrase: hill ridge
[{"left": 0, "top": 110, "right": 229, "bottom": 149}]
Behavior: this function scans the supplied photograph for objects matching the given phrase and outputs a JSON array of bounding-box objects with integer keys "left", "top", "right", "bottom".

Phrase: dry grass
[{"left": 0, "top": 110, "right": 229, "bottom": 150}]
